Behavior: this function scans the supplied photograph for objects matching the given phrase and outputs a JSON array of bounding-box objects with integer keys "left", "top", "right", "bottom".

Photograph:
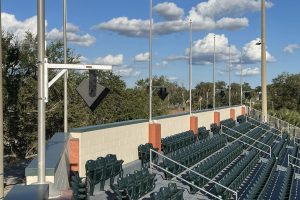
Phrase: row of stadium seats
[
  {"left": 161, "top": 131, "right": 196, "bottom": 154},
  {"left": 216, "top": 150, "right": 259, "bottom": 198},
  {"left": 197, "top": 126, "right": 209, "bottom": 140},
  {"left": 186, "top": 142, "right": 243, "bottom": 193},
  {"left": 71, "top": 172, "right": 87, "bottom": 200},
  {"left": 138, "top": 143, "right": 158, "bottom": 167},
  {"left": 246, "top": 157, "right": 277, "bottom": 199},
  {"left": 279, "top": 166, "right": 294, "bottom": 200},
  {"left": 220, "top": 118, "right": 236, "bottom": 128},
  {"left": 150, "top": 183, "right": 184, "bottom": 200},
  {"left": 85, "top": 154, "right": 123, "bottom": 195},
  {"left": 159, "top": 134, "right": 227, "bottom": 179},
  {"left": 237, "top": 115, "right": 247, "bottom": 124},
  {"left": 112, "top": 168, "right": 156, "bottom": 200}
]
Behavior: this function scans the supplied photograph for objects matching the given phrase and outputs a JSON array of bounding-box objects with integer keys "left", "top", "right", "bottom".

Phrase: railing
[
  {"left": 220, "top": 125, "right": 271, "bottom": 158},
  {"left": 294, "top": 136, "right": 300, "bottom": 146},
  {"left": 288, "top": 154, "right": 300, "bottom": 170},
  {"left": 149, "top": 149, "right": 238, "bottom": 200},
  {"left": 246, "top": 117, "right": 282, "bottom": 139},
  {"left": 247, "top": 107, "right": 300, "bottom": 138}
]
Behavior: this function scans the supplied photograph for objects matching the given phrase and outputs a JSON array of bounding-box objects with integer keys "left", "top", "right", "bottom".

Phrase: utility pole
[
  {"left": 213, "top": 35, "right": 216, "bottom": 110},
  {"left": 0, "top": 0, "right": 4, "bottom": 198},
  {"left": 37, "top": 0, "right": 46, "bottom": 184},
  {"left": 240, "top": 51, "right": 243, "bottom": 106},
  {"left": 63, "top": 0, "right": 68, "bottom": 132},
  {"left": 148, "top": 0, "right": 153, "bottom": 122},
  {"left": 261, "top": 0, "right": 268, "bottom": 122},
  {"left": 189, "top": 20, "right": 192, "bottom": 116},
  {"left": 228, "top": 45, "right": 231, "bottom": 107}
]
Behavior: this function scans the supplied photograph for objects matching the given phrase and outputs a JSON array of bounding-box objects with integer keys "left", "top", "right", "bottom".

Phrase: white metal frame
[
  {"left": 294, "top": 136, "right": 300, "bottom": 146},
  {"left": 150, "top": 149, "right": 238, "bottom": 200},
  {"left": 288, "top": 154, "right": 300, "bottom": 169},
  {"left": 246, "top": 120, "right": 282, "bottom": 139},
  {"left": 220, "top": 125, "right": 271, "bottom": 157},
  {"left": 43, "top": 60, "right": 112, "bottom": 102}
]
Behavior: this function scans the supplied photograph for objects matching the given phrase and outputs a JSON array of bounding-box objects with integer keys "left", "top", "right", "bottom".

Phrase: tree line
[{"left": 1, "top": 32, "right": 300, "bottom": 160}]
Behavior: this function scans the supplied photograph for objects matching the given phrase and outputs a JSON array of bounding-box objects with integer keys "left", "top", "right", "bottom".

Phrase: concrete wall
[{"left": 70, "top": 106, "right": 243, "bottom": 176}]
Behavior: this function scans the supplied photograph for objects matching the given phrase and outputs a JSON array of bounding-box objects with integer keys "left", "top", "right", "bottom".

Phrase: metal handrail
[
  {"left": 220, "top": 129, "right": 271, "bottom": 157},
  {"left": 150, "top": 149, "right": 238, "bottom": 200},
  {"left": 247, "top": 116, "right": 283, "bottom": 136},
  {"left": 246, "top": 120, "right": 282, "bottom": 139},
  {"left": 288, "top": 154, "right": 300, "bottom": 169},
  {"left": 294, "top": 136, "right": 300, "bottom": 146},
  {"left": 221, "top": 125, "right": 272, "bottom": 152}
]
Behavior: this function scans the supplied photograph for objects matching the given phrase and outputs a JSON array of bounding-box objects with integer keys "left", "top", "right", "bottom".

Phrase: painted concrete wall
[{"left": 70, "top": 106, "right": 243, "bottom": 176}]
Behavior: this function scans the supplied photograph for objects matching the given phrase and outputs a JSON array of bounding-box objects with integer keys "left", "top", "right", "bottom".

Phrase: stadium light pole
[
  {"left": 213, "top": 34, "right": 216, "bottom": 110},
  {"left": 63, "top": 0, "right": 68, "bottom": 132},
  {"left": 228, "top": 45, "right": 231, "bottom": 107},
  {"left": 261, "top": 0, "right": 268, "bottom": 122},
  {"left": 149, "top": 0, "right": 153, "bottom": 122},
  {"left": 189, "top": 20, "right": 192, "bottom": 116},
  {"left": 0, "top": 0, "right": 4, "bottom": 198},
  {"left": 240, "top": 50, "right": 243, "bottom": 106},
  {"left": 37, "top": 0, "right": 46, "bottom": 184}
]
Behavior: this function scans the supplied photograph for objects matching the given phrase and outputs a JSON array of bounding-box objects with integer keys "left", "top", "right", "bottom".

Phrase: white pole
[
  {"left": 189, "top": 20, "right": 192, "bottom": 116},
  {"left": 63, "top": 0, "right": 68, "bottom": 133},
  {"left": 240, "top": 51, "right": 243, "bottom": 106},
  {"left": 228, "top": 45, "right": 231, "bottom": 107},
  {"left": 213, "top": 35, "right": 216, "bottom": 110},
  {"left": 149, "top": 0, "right": 153, "bottom": 122},
  {"left": 0, "top": 0, "right": 4, "bottom": 197},
  {"left": 37, "top": 0, "right": 46, "bottom": 184},
  {"left": 261, "top": 0, "right": 268, "bottom": 122}
]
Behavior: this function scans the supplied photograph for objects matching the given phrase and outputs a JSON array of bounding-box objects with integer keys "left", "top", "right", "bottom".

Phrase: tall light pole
[
  {"left": 0, "top": 0, "right": 4, "bottom": 198},
  {"left": 261, "top": 0, "right": 268, "bottom": 122},
  {"left": 240, "top": 51, "right": 243, "bottom": 106},
  {"left": 37, "top": 0, "right": 46, "bottom": 184},
  {"left": 149, "top": 0, "right": 153, "bottom": 122},
  {"left": 63, "top": 0, "right": 68, "bottom": 132},
  {"left": 213, "top": 34, "right": 216, "bottom": 110},
  {"left": 189, "top": 20, "right": 192, "bottom": 115},
  {"left": 228, "top": 45, "right": 231, "bottom": 107}
]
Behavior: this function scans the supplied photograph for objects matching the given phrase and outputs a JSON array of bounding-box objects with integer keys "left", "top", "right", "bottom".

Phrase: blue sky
[{"left": 2, "top": 0, "right": 300, "bottom": 88}]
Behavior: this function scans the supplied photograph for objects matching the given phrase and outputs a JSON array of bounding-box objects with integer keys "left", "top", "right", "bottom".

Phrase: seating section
[
  {"left": 71, "top": 172, "right": 87, "bottom": 200},
  {"left": 216, "top": 150, "right": 259, "bottom": 199},
  {"left": 186, "top": 142, "right": 243, "bottom": 193},
  {"left": 85, "top": 154, "right": 124, "bottom": 195},
  {"left": 198, "top": 126, "right": 209, "bottom": 140},
  {"left": 237, "top": 115, "right": 247, "bottom": 124},
  {"left": 112, "top": 168, "right": 156, "bottom": 200},
  {"left": 210, "top": 123, "right": 220, "bottom": 135},
  {"left": 138, "top": 143, "right": 158, "bottom": 167},
  {"left": 161, "top": 131, "right": 195, "bottom": 154},
  {"left": 159, "top": 134, "right": 226, "bottom": 179},
  {"left": 220, "top": 118, "right": 236, "bottom": 128},
  {"left": 150, "top": 183, "right": 184, "bottom": 200}
]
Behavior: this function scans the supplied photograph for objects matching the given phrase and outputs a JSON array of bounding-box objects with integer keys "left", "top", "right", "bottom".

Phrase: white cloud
[
  {"left": 93, "top": 17, "right": 149, "bottom": 38},
  {"left": 242, "top": 38, "right": 275, "bottom": 63},
  {"left": 1, "top": 12, "right": 96, "bottom": 47},
  {"left": 1, "top": 13, "right": 38, "bottom": 41},
  {"left": 188, "top": 0, "right": 273, "bottom": 19},
  {"left": 235, "top": 67, "right": 260, "bottom": 76},
  {"left": 46, "top": 28, "right": 96, "bottom": 47},
  {"left": 134, "top": 52, "right": 149, "bottom": 62},
  {"left": 79, "top": 56, "right": 88, "bottom": 64},
  {"left": 113, "top": 65, "right": 140, "bottom": 77},
  {"left": 166, "top": 55, "right": 188, "bottom": 61},
  {"left": 153, "top": 2, "right": 184, "bottom": 21},
  {"left": 167, "top": 76, "right": 178, "bottom": 81},
  {"left": 283, "top": 44, "right": 300, "bottom": 54},
  {"left": 188, "top": 33, "right": 240, "bottom": 65},
  {"left": 94, "top": 54, "right": 123, "bottom": 66},
  {"left": 66, "top": 23, "right": 80, "bottom": 33},
  {"left": 95, "top": 0, "right": 273, "bottom": 37}
]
